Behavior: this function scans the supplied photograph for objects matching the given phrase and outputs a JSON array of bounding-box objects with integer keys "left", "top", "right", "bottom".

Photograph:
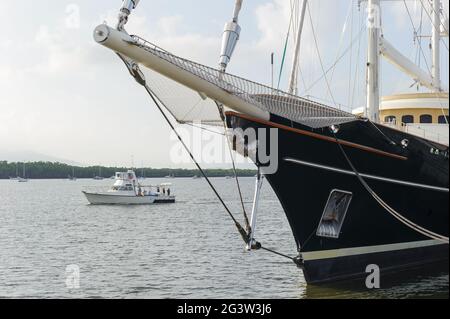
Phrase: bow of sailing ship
[{"left": 94, "top": 0, "right": 449, "bottom": 283}]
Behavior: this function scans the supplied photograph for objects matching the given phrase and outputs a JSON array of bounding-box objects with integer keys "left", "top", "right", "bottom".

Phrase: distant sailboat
[
  {"left": 9, "top": 163, "right": 20, "bottom": 180},
  {"left": 139, "top": 163, "right": 146, "bottom": 180},
  {"left": 93, "top": 166, "right": 104, "bottom": 180},
  {"left": 68, "top": 167, "right": 77, "bottom": 181},
  {"left": 18, "top": 163, "right": 28, "bottom": 182}
]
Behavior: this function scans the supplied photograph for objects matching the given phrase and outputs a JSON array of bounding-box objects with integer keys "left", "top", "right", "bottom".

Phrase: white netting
[
  {"left": 132, "top": 35, "right": 357, "bottom": 128},
  {"left": 144, "top": 68, "right": 223, "bottom": 125}
]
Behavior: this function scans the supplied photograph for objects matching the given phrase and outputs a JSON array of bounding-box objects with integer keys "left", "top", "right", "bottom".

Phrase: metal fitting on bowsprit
[{"left": 117, "top": 0, "right": 140, "bottom": 31}]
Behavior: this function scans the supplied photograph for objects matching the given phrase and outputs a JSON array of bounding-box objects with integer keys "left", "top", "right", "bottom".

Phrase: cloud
[
  {"left": 0, "top": 0, "right": 448, "bottom": 166},
  {"left": 157, "top": 15, "right": 184, "bottom": 35},
  {"left": 31, "top": 25, "right": 88, "bottom": 74}
]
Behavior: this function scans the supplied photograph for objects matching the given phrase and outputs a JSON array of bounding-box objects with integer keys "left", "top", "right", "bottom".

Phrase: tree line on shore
[{"left": 0, "top": 161, "right": 257, "bottom": 179}]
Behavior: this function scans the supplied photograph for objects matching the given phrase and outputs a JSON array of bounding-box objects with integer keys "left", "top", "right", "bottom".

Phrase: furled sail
[
  {"left": 94, "top": 25, "right": 357, "bottom": 128},
  {"left": 144, "top": 68, "right": 223, "bottom": 125}
]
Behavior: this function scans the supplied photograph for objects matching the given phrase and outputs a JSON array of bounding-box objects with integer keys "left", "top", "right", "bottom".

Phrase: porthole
[
  {"left": 401, "top": 115, "right": 414, "bottom": 124},
  {"left": 420, "top": 114, "right": 432, "bottom": 124}
]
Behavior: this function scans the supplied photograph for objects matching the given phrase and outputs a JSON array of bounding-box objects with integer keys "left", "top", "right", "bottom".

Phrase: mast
[
  {"left": 288, "top": 0, "right": 307, "bottom": 95},
  {"left": 271, "top": 52, "right": 274, "bottom": 89},
  {"left": 431, "top": 0, "right": 441, "bottom": 91},
  {"left": 219, "top": 0, "right": 243, "bottom": 72},
  {"left": 377, "top": 0, "right": 448, "bottom": 92},
  {"left": 366, "top": 0, "right": 381, "bottom": 122},
  {"left": 117, "top": 0, "right": 140, "bottom": 31}
]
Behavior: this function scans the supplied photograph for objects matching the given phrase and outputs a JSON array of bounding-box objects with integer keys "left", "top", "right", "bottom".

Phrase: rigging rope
[
  {"left": 141, "top": 82, "right": 251, "bottom": 244},
  {"left": 368, "top": 119, "right": 398, "bottom": 146},
  {"left": 301, "top": 24, "right": 366, "bottom": 97},
  {"left": 277, "top": 1, "right": 296, "bottom": 90},
  {"left": 404, "top": 0, "right": 433, "bottom": 77},
  {"left": 403, "top": 1, "right": 449, "bottom": 125},
  {"left": 330, "top": 0, "right": 354, "bottom": 85},
  {"left": 185, "top": 123, "right": 226, "bottom": 136},
  {"left": 334, "top": 133, "right": 449, "bottom": 244},
  {"left": 120, "top": 59, "right": 296, "bottom": 262},
  {"left": 306, "top": 1, "right": 339, "bottom": 109},
  {"left": 419, "top": 0, "right": 449, "bottom": 51},
  {"left": 260, "top": 246, "right": 295, "bottom": 261},
  {"left": 215, "top": 102, "right": 251, "bottom": 232},
  {"left": 350, "top": 8, "right": 364, "bottom": 109}
]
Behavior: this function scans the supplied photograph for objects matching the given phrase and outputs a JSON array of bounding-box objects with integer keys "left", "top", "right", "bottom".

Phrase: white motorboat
[{"left": 82, "top": 170, "right": 175, "bottom": 205}]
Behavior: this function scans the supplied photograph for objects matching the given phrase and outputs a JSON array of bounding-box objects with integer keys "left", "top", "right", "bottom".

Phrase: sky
[{"left": 0, "top": 0, "right": 448, "bottom": 168}]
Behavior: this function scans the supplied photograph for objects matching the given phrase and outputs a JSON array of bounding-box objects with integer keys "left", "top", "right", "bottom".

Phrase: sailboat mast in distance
[{"left": 288, "top": 0, "right": 307, "bottom": 96}]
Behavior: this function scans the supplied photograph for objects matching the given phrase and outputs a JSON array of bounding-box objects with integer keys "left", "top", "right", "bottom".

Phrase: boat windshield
[{"left": 112, "top": 185, "right": 134, "bottom": 191}]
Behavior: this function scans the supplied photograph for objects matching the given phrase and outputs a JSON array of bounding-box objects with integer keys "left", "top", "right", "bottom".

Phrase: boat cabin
[
  {"left": 107, "top": 170, "right": 173, "bottom": 197},
  {"left": 112, "top": 170, "right": 138, "bottom": 190},
  {"left": 353, "top": 93, "right": 449, "bottom": 145}
]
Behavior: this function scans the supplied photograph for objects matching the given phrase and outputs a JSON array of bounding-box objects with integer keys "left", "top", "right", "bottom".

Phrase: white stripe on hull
[
  {"left": 284, "top": 157, "right": 449, "bottom": 193},
  {"left": 300, "top": 240, "right": 446, "bottom": 261},
  {"left": 83, "top": 192, "right": 174, "bottom": 205}
]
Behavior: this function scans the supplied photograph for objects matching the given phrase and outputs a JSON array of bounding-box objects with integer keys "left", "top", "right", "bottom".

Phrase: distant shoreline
[{"left": 0, "top": 161, "right": 257, "bottom": 179}]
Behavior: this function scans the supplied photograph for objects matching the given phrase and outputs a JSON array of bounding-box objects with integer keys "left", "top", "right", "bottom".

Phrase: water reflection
[{"left": 301, "top": 261, "right": 449, "bottom": 299}]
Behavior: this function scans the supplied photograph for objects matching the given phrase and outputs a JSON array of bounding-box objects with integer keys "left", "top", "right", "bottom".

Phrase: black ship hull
[{"left": 226, "top": 111, "right": 449, "bottom": 284}]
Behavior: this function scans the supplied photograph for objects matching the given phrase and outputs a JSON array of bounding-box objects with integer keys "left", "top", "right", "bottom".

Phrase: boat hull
[
  {"left": 226, "top": 112, "right": 449, "bottom": 284},
  {"left": 83, "top": 192, "right": 175, "bottom": 205},
  {"left": 301, "top": 240, "right": 448, "bottom": 283}
]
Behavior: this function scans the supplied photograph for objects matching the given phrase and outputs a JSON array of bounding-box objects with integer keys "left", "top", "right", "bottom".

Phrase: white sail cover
[
  {"left": 133, "top": 35, "right": 357, "bottom": 128},
  {"left": 144, "top": 68, "right": 223, "bottom": 125}
]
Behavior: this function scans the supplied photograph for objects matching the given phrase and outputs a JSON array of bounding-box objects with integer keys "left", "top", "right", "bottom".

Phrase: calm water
[{"left": 0, "top": 178, "right": 448, "bottom": 299}]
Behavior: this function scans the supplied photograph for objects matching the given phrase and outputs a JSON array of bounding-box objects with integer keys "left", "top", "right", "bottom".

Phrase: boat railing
[
  {"left": 82, "top": 186, "right": 115, "bottom": 193},
  {"left": 130, "top": 34, "right": 357, "bottom": 129},
  {"left": 403, "top": 123, "right": 449, "bottom": 145},
  {"left": 381, "top": 121, "right": 449, "bottom": 146},
  {"left": 82, "top": 185, "right": 171, "bottom": 193}
]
